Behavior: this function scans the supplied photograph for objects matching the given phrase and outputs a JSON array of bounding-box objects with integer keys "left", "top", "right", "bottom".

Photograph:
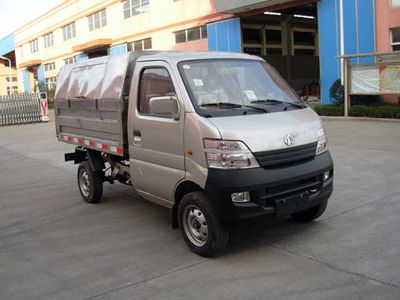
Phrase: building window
[
  {"left": 175, "top": 31, "right": 186, "bottom": 44},
  {"left": 243, "top": 28, "right": 262, "bottom": 45},
  {"left": 44, "top": 32, "right": 54, "bottom": 48},
  {"left": 6, "top": 77, "right": 18, "bottom": 82},
  {"left": 187, "top": 27, "right": 201, "bottom": 41},
  {"left": 391, "top": 0, "right": 400, "bottom": 7},
  {"left": 64, "top": 57, "right": 76, "bottom": 64},
  {"left": 242, "top": 26, "right": 263, "bottom": 55},
  {"left": 46, "top": 77, "right": 57, "bottom": 89},
  {"left": 62, "top": 22, "right": 76, "bottom": 40},
  {"left": 266, "top": 29, "right": 283, "bottom": 55},
  {"left": 88, "top": 9, "right": 107, "bottom": 31},
  {"left": 242, "top": 25, "right": 283, "bottom": 56},
  {"left": 391, "top": 28, "right": 400, "bottom": 51},
  {"left": 30, "top": 39, "right": 39, "bottom": 53},
  {"left": 266, "top": 29, "right": 282, "bottom": 45},
  {"left": 44, "top": 62, "right": 56, "bottom": 71},
  {"left": 127, "top": 38, "right": 152, "bottom": 51},
  {"left": 175, "top": 26, "right": 207, "bottom": 44},
  {"left": 123, "top": 0, "right": 150, "bottom": 19},
  {"left": 7, "top": 86, "right": 18, "bottom": 95},
  {"left": 292, "top": 28, "right": 318, "bottom": 56}
]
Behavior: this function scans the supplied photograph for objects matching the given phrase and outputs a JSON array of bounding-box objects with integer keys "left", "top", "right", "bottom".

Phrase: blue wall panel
[
  {"left": 0, "top": 34, "right": 14, "bottom": 56},
  {"left": 344, "top": 0, "right": 375, "bottom": 64},
  {"left": 109, "top": 43, "right": 128, "bottom": 56},
  {"left": 356, "top": 0, "right": 375, "bottom": 63},
  {"left": 343, "top": 0, "right": 358, "bottom": 57},
  {"left": 318, "top": 0, "right": 375, "bottom": 104},
  {"left": 23, "top": 70, "right": 31, "bottom": 94},
  {"left": 37, "top": 65, "right": 46, "bottom": 92},
  {"left": 318, "top": 0, "right": 341, "bottom": 104},
  {"left": 208, "top": 18, "right": 241, "bottom": 52}
]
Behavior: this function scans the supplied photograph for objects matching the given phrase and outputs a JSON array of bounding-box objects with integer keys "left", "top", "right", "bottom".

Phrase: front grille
[
  {"left": 253, "top": 142, "right": 317, "bottom": 169},
  {"left": 252, "top": 175, "right": 322, "bottom": 207},
  {"left": 264, "top": 176, "right": 321, "bottom": 200}
]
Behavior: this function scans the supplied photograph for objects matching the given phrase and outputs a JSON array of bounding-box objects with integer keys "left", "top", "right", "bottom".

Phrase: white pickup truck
[{"left": 55, "top": 51, "right": 333, "bottom": 256}]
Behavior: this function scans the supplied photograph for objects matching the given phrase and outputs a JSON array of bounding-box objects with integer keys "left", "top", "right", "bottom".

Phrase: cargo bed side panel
[
  {"left": 54, "top": 54, "right": 131, "bottom": 156},
  {"left": 55, "top": 98, "right": 128, "bottom": 156}
]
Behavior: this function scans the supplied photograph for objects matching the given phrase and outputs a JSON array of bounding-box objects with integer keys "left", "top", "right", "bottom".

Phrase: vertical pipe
[
  {"left": 355, "top": 0, "right": 360, "bottom": 63},
  {"left": 343, "top": 58, "right": 349, "bottom": 117},
  {"left": 339, "top": 0, "right": 345, "bottom": 84},
  {"left": 335, "top": 0, "right": 340, "bottom": 78},
  {"left": 372, "top": 0, "right": 376, "bottom": 54}
]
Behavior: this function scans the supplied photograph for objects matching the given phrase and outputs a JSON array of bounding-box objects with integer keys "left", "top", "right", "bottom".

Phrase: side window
[{"left": 138, "top": 68, "right": 176, "bottom": 114}]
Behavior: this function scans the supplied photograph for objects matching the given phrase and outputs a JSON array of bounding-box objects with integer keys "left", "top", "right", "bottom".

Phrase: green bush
[
  {"left": 329, "top": 79, "right": 344, "bottom": 105},
  {"left": 313, "top": 104, "right": 344, "bottom": 116},
  {"left": 350, "top": 105, "right": 400, "bottom": 118},
  {"left": 313, "top": 104, "right": 400, "bottom": 119}
]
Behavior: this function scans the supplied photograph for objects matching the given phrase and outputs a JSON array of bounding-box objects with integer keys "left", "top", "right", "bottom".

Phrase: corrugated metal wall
[{"left": 207, "top": 18, "right": 242, "bottom": 53}]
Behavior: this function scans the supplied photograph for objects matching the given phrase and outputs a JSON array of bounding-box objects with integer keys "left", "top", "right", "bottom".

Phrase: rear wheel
[
  {"left": 291, "top": 198, "right": 328, "bottom": 222},
  {"left": 178, "top": 191, "right": 229, "bottom": 257},
  {"left": 77, "top": 161, "right": 103, "bottom": 204}
]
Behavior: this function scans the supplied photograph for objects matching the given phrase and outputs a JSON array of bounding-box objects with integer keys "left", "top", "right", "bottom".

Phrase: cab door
[{"left": 128, "top": 61, "right": 185, "bottom": 207}]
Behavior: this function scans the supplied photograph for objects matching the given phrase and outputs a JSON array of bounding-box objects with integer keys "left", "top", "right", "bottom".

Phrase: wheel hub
[
  {"left": 183, "top": 205, "right": 208, "bottom": 247},
  {"left": 79, "top": 170, "right": 90, "bottom": 197}
]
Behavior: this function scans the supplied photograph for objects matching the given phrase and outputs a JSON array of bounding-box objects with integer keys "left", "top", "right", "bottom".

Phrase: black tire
[
  {"left": 178, "top": 191, "right": 229, "bottom": 257},
  {"left": 77, "top": 161, "right": 103, "bottom": 204},
  {"left": 291, "top": 198, "right": 328, "bottom": 222}
]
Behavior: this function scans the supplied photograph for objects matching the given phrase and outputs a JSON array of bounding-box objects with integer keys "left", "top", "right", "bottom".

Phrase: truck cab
[{"left": 55, "top": 51, "right": 333, "bottom": 257}]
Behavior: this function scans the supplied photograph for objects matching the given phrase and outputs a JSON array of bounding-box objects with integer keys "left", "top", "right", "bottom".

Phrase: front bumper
[{"left": 204, "top": 151, "right": 333, "bottom": 222}]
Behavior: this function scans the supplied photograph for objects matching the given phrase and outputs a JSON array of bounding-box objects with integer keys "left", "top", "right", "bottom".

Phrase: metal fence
[{"left": 0, "top": 94, "right": 42, "bottom": 126}]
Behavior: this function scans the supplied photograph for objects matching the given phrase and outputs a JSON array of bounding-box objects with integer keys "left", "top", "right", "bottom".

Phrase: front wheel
[
  {"left": 77, "top": 161, "right": 103, "bottom": 204},
  {"left": 291, "top": 198, "right": 328, "bottom": 222},
  {"left": 178, "top": 191, "right": 229, "bottom": 257}
]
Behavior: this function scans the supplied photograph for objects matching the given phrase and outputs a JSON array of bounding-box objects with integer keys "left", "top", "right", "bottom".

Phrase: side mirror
[{"left": 149, "top": 96, "right": 180, "bottom": 119}]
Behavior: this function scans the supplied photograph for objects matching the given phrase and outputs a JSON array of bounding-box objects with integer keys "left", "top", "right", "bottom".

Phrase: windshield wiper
[
  {"left": 200, "top": 102, "right": 269, "bottom": 113},
  {"left": 200, "top": 102, "right": 242, "bottom": 108},
  {"left": 251, "top": 99, "right": 305, "bottom": 109},
  {"left": 242, "top": 104, "right": 269, "bottom": 113}
]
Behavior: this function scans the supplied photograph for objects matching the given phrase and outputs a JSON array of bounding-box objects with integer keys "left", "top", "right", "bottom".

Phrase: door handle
[{"left": 133, "top": 129, "right": 142, "bottom": 146}]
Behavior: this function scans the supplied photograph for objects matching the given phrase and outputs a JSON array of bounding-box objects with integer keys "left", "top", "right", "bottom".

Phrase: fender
[{"left": 64, "top": 147, "right": 105, "bottom": 173}]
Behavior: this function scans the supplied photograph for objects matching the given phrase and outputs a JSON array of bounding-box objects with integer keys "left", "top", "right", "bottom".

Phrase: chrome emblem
[{"left": 283, "top": 134, "right": 296, "bottom": 146}]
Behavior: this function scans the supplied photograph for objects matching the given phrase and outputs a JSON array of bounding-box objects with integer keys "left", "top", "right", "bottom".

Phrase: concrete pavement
[{"left": 1, "top": 115, "right": 400, "bottom": 299}]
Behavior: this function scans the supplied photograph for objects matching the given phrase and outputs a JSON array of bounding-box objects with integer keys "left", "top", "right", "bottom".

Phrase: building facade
[
  {"left": 14, "top": 0, "right": 226, "bottom": 94},
  {"left": 0, "top": 34, "right": 18, "bottom": 95},
  {"left": 0, "top": 0, "right": 397, "bottom": 103},
  {"left": 375, "top": 0, "right": 400, "bottom": 52}
]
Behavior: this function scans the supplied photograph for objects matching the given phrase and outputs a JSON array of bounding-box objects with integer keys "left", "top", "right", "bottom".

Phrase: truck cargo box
[{"left": 54, "top": 52, "right": 153, "bottom": 156}]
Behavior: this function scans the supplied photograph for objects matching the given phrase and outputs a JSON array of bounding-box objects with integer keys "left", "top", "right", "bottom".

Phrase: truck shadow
[
  {"left": 102, "top": 184, "right": 319, "bottom": 256},
  {"left": 226, "top": 216, "right": 318, "bottom": 256}
]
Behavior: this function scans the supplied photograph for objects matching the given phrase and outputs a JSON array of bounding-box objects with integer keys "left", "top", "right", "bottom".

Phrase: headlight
[
  {"left": 316, "top": 128, "right": 328, "bottom": 155},
  {"left": 204, "top": 139, "right": 260, "bottom": 169}
]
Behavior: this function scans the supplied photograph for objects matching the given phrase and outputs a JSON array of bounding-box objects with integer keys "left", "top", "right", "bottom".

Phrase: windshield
[{"left": 178, "top": 59, "right": 302, "bottom": 115}]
